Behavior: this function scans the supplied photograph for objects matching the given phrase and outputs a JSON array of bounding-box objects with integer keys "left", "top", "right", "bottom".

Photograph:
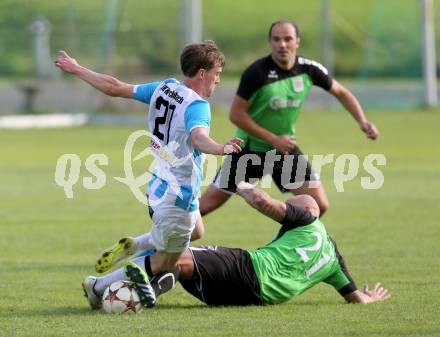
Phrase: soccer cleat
[
  {"left": 95, "top": 237, "right": 136, "bottom": 273},
  {"left": 82, "top": 276, "right": 102, "bottom": 310},
  {"left": 125, "top": 262, "right": 156, "bottom": 308}
]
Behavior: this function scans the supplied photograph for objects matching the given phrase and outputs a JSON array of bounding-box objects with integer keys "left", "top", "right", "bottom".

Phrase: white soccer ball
[{"left": 102, "top": 280, "right": 142, "bottom": 314}]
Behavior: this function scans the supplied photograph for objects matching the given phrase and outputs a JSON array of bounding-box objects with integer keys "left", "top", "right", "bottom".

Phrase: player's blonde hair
[{"left": 180, "top": 40, "right": 225, "bottom": 77}]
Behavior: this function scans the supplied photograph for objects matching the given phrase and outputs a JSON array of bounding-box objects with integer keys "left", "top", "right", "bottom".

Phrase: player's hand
[
  {"left": 360, "top": 121, "right": 379, "bottom": 140},
  {"left": 236, "top": 181, "right": 254, "bottom": 198},
  {"left": 223, "top": 138, "right": 243, "bottom": 154},
  {"left": 54, "top": 50, "right": 80, "bottom": 74},
  {"left": 223, "top": 144, "right": 241, "bottom": 154},
  {"left": 237, "top": 181, "right": 254, "bottom": 191},
  {"left": 362, "top": 282, "right": 390, "bottom": 303},
  {"left": 271, "top": 135, "right": 296, "bottom": 154},
  {"left": 236, "top": 181, "right": 256, "bottom": 199},
  {"left": 228, "top": 137, "right": 244, "bottom": 147}
]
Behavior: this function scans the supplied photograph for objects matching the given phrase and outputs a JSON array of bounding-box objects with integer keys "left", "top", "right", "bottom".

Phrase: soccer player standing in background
[
  {"left": 199, "top": 20, "right": 380, "bottom": 218},
  {"left": 55, "top": 41, "right": 241, "bottom": 308}
]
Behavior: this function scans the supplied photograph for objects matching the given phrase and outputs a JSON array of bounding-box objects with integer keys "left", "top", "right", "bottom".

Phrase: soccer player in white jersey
[{"left": 55, "top": 41, "right": 242, "bottom": 308}]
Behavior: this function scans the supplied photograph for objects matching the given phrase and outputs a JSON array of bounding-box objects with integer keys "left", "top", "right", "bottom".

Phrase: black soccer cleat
[{"left": 125, "top": 262, "right": 156, "bottom": 308}]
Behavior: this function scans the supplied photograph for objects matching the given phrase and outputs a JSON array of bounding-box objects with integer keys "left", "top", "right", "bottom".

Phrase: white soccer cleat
[{"left": 82, "top": 276, "right": 102, "bottom": 310}]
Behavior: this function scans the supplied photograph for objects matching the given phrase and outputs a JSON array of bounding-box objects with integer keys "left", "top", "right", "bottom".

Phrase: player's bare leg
[
  {"left": 288, "top": 182, "right": 329, "bottom": 216},
  {"left": 199, "top": 185, "right": 232, "bottom": 216},
  {"left": 125, "top": 251, "right": 182, "bottom": 308},
  {"left": 176, "top": 250, "right": 195, "bottom": 280},
  {"left": 150, "top": 251, "right": 182, "bottom": 274},
  {"left": 190, "top": 212, "right": 205, "bottom": 241}
]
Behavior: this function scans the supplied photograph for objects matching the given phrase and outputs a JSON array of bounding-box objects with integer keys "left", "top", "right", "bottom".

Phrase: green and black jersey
[
  {"left": 236, "top": 55, "right": 333, "bottom": 152},
  {"left": 249, "top": 204, "right": 356, "bottom": 305},
  {"left": 180, "top": 204, "right": 356, "bottom": 306}
]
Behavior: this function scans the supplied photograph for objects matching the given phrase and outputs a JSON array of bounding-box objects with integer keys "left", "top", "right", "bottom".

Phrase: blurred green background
[
  {"left": 0, "top": 0, "right": 440, "bottom": 115},
  {"left": 1, "top": 0, "right": 438, "bottom": 78},
  {"left": 0, "top": 0, "right": 438, "bottom": 113}
]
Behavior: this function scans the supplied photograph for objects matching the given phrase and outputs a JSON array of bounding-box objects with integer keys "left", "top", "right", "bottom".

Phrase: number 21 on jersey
[
  {"left": 153, "top": 96, "right": 176, "bottom": 143},
  {"left": 295, "top": 232, "right": 330, "bottom": 279}
]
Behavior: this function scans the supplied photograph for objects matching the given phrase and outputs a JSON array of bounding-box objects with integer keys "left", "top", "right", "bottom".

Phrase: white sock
[
  {"left": 94, "top": 268, "right": 127, "bottom": 295},
  {"left": 130, "top": 256, "right": 147, "bottom": 271},
  {"left": 94, "top": 256, "right": 147, "bottom": 295},
  {"left": 134, "top": 232, "right": 155, "bottom": 251}
]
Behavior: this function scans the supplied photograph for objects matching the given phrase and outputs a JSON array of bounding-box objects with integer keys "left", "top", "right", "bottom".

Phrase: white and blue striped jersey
[{"left": 133, "top": 78, "right": 210, "bottom": 212}]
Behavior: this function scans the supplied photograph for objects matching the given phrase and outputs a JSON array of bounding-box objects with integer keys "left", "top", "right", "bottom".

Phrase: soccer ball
[{"left": 102, "top": 280, "right": 142, "bottom": 314}]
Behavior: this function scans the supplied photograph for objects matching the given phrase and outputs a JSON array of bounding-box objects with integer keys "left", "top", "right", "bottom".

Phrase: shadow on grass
[
  {"left": 0, "top": 306, "right": 92, "bottom": 318},
  {"left": 3, "top": 262, "right": 92, "bottom": 273},
  {"left": 154, "top": 303, "right": 214, "bottom": 310},
  {"left": 0, "top": 303, "right": 209, "bottom": 318},
  {"left": 0, "top": 299, "right": 334, "bottom": 319},
  {"left": 154, "top": 300, "right": 330, "bottom": 310}
]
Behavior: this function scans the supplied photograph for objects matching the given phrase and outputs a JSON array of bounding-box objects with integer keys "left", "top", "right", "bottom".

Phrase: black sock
[{"left": 143, "top": 256, "right": 154, "bottom": 278}]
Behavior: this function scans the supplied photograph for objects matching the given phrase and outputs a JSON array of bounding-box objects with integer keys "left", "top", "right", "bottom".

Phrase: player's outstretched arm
[
  {"left": 236, "top": 182, "right": 286, "bottom": 222},
  {"left": 54, "top": 50, "right": 134, "bottom": 98},
  {"left": 329, "top": 80, "right": 379, "bottom": 140},
  {"left": 191, "top": 127, "right": 242, "bottom": 155},
  {"left": 344, "top": 282, "right": 391, "bottom": 304}
]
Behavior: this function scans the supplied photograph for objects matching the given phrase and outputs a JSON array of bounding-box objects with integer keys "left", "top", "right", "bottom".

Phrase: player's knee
[
  {"left": 199, "top": 188, "right": 230, "bottom": 216},
  {"left": 153, "top": 253, "right": 180, "bottom": 274},
  {"left": 199, "top": 197, "right": 217, "bottom": 216},
  {"left": 318, "top": 199, "right": 329, "bottom": 216},
  {"left": 199, "top": 203, "right": 210, "bottom": 217},
  {"left": 191, "top": 224, "right": 204, "bottom": 241}
]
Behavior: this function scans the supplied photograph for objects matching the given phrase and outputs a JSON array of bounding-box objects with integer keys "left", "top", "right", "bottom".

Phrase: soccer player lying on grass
[{"left": 83, "top": 182, "right": 390, "bottom": 308}]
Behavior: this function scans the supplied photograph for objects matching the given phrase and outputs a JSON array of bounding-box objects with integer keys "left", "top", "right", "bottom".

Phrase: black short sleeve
[
  {"left": 279, "top": 203, "right": 316, "bottom": 229},
  {"left": 309, "top": 65, "right": 333, "bottom": 90},
  {"left": 236, "top": 61, "right": 265, "bottom": 101},
  {"left": 273, "top": 204, "right": 317, "bottom": 241},
  {"left": 236, "top": 55, "right": 333, "bottom": 102},
  {"left": 297, "top": 56, "right": 333, "bottom": 91},
  {"left": 325, "top": 236, "right": 357, "bottom": 295}
]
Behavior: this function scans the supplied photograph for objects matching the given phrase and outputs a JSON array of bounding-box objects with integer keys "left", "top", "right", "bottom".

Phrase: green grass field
[{"left": 1, "top": 109, "right": 440, "bottom": 337}]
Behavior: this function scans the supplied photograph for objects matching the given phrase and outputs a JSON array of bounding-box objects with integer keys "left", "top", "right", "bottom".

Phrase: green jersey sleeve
[{"left": 324, "top": 268, "right": 352, "bottom": 293}]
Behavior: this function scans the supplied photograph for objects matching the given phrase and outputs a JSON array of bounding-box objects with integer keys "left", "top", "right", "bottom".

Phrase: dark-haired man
[
  {"left": 55, "top": 41, "right": 242, "bottom": 307},
  {"left": 200, "top": 20, "right": 379, "bottom": 217}
]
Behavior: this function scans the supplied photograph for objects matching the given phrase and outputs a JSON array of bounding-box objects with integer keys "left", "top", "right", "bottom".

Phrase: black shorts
[
  {"left": 179, "top": 246, "right": 262, "bottom": 306},
  {"left": 213, "top": 146, "right": 319, "bottom": 194}
]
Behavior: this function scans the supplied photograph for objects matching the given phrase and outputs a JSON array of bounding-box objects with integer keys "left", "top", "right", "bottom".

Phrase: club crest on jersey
[
  {"left": 292, "top": 77, "right": 304, "bottom": 92},
  {"left": 268, "top": 70, "right": 278, "bottom": 79}
]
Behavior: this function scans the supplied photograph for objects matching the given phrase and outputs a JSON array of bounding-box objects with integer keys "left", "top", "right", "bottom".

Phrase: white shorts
[{"left": 149, "top": 195, "right": 198, "bottom": 253}]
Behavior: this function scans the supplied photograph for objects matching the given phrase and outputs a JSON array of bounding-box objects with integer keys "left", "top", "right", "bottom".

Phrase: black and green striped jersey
[
  {"left": 236, "top": 55, "right": 333, "bottom": 151},
  {"left": 249, "top": 204, "right": 355, "bottom": 305}
]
